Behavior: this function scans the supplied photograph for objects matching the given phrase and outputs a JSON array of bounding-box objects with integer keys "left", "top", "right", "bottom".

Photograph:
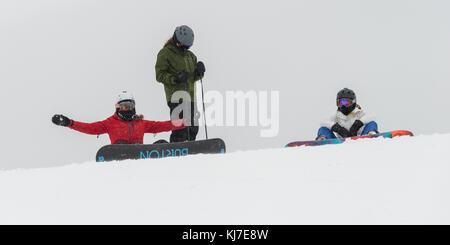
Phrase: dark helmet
[
  {"left": 336, "top": 88, "right": 356, "bottom": 101},
  {"left": 336, "top": 88, "right": 357, "bottom": 115},
  {"left": 173, "top": 25, "right": 194, "bottom": 48}
]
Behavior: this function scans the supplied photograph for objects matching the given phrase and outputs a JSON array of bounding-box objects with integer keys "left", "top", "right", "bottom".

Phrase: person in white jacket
[{"left": 317, "top": 88, "right": 379, "bottom": 140}]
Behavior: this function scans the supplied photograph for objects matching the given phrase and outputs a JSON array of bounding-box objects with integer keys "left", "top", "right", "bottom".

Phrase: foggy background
[{"left": 1, "top": 0, "right": 449, "bottom": 169}]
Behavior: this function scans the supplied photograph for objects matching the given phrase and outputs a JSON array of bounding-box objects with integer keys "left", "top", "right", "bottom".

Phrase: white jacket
[{"left": 321, "top": 107, "right": 376, "bottom": 138}]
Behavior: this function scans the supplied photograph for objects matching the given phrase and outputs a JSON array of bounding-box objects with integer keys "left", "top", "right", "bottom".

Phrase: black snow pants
[{"left": 168, "top": 101, "right": 199, "bottom": 143}]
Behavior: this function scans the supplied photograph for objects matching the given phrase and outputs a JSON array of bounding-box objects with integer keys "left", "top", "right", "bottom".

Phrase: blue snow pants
[{"left": 317, "top": 121, "right": 378, "bottom": 139}]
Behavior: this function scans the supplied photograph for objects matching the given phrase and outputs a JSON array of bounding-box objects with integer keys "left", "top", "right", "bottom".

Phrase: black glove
[
  {"left": 52, "top": 114, "right": 72, "bottom": 127},
  {"left": 174, "top": 70, "right": 189, "bottom": 84},
  {"left": 349, "top": 120, "right": 364, "bottom": 136},
  {"left": 331, "top": 123, "right": 350, "bottom": 138},
  {"left": 195, "top": 61, "right": 205, "bottom": 77}
]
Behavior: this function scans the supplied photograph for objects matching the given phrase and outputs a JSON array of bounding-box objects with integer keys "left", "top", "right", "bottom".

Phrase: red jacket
[{"left": 69, "top": 114, "right": 185, "bottom": 144}]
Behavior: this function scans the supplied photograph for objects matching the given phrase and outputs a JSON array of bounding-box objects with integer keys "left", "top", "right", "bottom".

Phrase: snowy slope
[{"left": 0, "top": 134, "right": 449, "bottom": 224}]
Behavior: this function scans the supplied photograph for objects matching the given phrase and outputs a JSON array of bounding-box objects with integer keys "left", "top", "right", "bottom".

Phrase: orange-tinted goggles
[{"left": 116, "top": 101, "right": 135, "bottom": 111}]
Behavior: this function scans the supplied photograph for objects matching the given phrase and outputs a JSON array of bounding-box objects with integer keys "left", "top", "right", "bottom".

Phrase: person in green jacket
[{"left": 155, "top": 25, "right": 205, "bottom": 143}]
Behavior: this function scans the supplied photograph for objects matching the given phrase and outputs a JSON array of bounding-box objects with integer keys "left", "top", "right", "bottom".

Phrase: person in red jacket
[{"left": 51, "top": 91, "right": 186, "bottom": 144}]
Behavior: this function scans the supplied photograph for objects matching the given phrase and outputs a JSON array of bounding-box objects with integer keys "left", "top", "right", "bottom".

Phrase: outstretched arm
[
  {"left": 69, "top": 120, "right": 108, "bottom": 135},
  {"left": 144, "top": 119, "right": 186, "bottom": 134},
  {"left": 52, "top": 114, "right": 107, "bottom": 135}
]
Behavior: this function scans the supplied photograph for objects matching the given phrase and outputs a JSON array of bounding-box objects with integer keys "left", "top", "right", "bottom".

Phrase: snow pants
[
  {"left": 168, "top": 101, "right": 199, "bottom": 143},
  {"left": 317, "top": 121, "right": 378, "bottom": 139}
]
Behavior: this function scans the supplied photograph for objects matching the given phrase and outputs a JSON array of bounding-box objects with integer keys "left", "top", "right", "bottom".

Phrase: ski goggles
[
  {"left": 180, "top": 42, "right": 191, "bottom": 49},
  {"left": 116, "top": 101, "right": 135, "bottom": 110},
  {"left": 337, "top": 98, "right": 355, "bottom": 107}
]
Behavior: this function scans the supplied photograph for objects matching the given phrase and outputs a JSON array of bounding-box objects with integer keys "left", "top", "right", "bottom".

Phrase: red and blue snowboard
[{"left": 285, "top": 130, "right": 413, "bottom": 147}]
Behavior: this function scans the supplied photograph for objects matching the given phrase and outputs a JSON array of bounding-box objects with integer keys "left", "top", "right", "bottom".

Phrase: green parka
[{"left": 155, "top": 42, "right": 203, "bottom": 102}]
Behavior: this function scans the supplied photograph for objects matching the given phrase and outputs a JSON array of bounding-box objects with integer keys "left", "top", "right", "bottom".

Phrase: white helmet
[{"left": 116, "top": 91, "right": 135, "bottom": 104}]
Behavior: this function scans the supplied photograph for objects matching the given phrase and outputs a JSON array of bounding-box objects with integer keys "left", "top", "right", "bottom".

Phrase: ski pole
[
  {"left": 200, "top": 78, "right": 208, "bottom": 139},
  {"left": 184, "top": 82, "right": 191, "bottom": 141}
]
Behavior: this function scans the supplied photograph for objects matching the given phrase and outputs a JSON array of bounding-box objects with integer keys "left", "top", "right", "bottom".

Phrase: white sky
[{"left": 1, "top": 0, "right": 449, "bottom": 169}]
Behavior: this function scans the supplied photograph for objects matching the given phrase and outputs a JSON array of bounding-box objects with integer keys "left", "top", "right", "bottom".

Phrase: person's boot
[{"left": 153, "top": 139, "right": 169, "bottom": 144}]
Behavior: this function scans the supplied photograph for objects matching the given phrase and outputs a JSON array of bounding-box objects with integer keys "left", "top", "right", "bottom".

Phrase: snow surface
[{"left": 0, "top": 134, "right": 449, "bottom": 225}]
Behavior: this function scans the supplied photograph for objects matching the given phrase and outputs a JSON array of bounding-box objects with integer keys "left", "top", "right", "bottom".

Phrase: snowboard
[
  {"left": 96, "top": 138, "right": 226, "bottom": 162},
  {"left": 285, "top": 130, "right": 413, "bottom": 147}
]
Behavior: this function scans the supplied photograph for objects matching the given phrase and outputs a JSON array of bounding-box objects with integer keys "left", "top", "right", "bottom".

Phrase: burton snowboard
[
  {"left": 286, "top": 130, "right": 413, "bottom": 147},
  {"left": 96, "top": 138, "right": 226, "bottom": 162}
]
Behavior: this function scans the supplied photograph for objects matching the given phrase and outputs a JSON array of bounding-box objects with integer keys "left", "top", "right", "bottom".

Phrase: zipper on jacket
[
  {"left": 131, "top": 122, "right": 135, "bottom": 141},
  {"left": 184, "top": 57, "right": 192, "bottom": 74},
  {"left": 127, "top": 122, "right": 132, "bottom": 143}
]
